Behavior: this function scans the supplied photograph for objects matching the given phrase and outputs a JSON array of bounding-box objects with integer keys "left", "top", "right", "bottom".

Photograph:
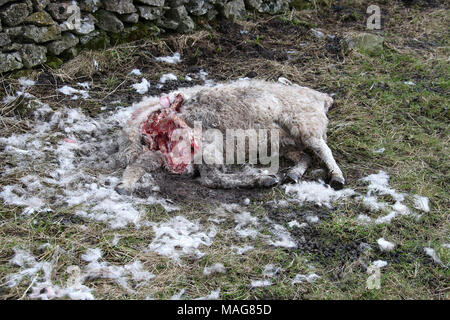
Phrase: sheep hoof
[
  {"left": 284, "top": 172, "right": 299, "bottom": 184},
  {"left": 261, "top": 176, "right": 279, "bottom": 188},
  {"left": 115, "top": 183, "right": 131, "bottom": 196},
  {"left": 329, "top": 176, "right": 345, "bottom": 190}
]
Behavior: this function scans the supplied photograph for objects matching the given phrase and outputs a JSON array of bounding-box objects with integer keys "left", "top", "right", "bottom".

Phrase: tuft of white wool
[
  {"left": 231, "top": 245, "right": 254, "bottom": 255},
  {"left": 268, "top": 223, "right": 297, "bottom": 249},
  {"left": 147, "top": 216, "right": 216, "bottom": 261},
  {"left": 129, "top": 69, "right": 142, "bottom": 76},
  {"left": 251, "top": 280, "right": 272, "bottom": 288},
  {"left": 284, "top": 180, "right": 355, "bottom": 208},
  {"left": 413, "top": 195, "right": 430, "bottom": 212},
  {"left": 262, "top": 264, "right": 280, "bottom": 277},
  {"left": 291, "top": 273, "right": 320, "bottom": 284},
  {"left": 155, "top": 52, "right": 182, "bottom": 64},
  {"left": 357, "top": 214, "right": 372, "bottom": 224},
  {"left": 18, "top": 77, "right": 36, "bottom": 89},
  {"left": 371, "top": 260, "right": 388, "bottom": 268},
  {"left": 57, "top": 85, "right": 89, "bottom": 100},
  {"left": 375, "top": 211, "right": 397, "bottom": 224},
  {"left": 234, "top": 211, "right": 259, "bottom": 239},
  {"left": 132, "top": 78, "right": 150, "bottom": 94},
  {"left": 361, "top": 171, "right": 405, "bottom": 202},
  {"left": 203, "top": 263, "right": 226, "bottom": 276},
  {"left": 305, "top": 215, "right": 319, "bottom": 224},
  {"left": 159, "top": 73, "right": 178, "bottom": 83},
  {"left": 423, "top": 247, "right": 443, "bottom": 265},
  {"left": 170, "top": 288, "right": 186, "bottom": 300},
  {"left": 360, "top": 196, "right": 388, "bottom": 212},
  {"left": 288, "top": 220, "right": 305, "bottom": 228},
  {"left": 195, "top": 288, "right": 221, "bottom": 300},
  {"left": 377, "top": 238, "right": 395, "bottom": 252},
  {"left": 81, "top": 248, "right": 102, "bottom": 262}
]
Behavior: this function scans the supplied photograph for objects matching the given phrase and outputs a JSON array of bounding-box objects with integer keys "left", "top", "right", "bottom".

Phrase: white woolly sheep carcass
[{"left": 114, "top": 79, "right": 345, "bottom": 194}]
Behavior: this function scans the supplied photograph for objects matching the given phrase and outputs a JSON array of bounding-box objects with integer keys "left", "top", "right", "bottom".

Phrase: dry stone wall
[{"left": 0, "top": 0, "right": 292, "bottom": 73}]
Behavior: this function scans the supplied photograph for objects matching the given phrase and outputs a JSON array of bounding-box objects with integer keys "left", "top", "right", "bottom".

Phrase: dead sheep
[{"left": 114, "top": 79, "right": 345, "bottom": 194}]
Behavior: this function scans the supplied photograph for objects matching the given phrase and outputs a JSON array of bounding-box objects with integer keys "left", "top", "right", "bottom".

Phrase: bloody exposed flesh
[{"left": 140, "top": 94, "right": 199, "bottom": 173}]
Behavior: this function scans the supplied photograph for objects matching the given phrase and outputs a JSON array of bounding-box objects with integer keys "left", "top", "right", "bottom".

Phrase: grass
[{"left": 0, "top": 1, "right": 449, "bottom": 300}]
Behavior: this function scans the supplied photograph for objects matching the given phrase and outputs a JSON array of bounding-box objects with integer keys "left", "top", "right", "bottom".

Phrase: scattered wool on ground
[
  {"left": 230, "top": 245, "right": 254, "bottom": 255},
  {"left": 371, "top": 260, "right": 388, "bottom": 268},
  {"left": 155, "top": 52, "right": 182, "bottom": 64},
  {"left": 234, "top": 211, "right": 259, "bottom": 239},
  {"left": 195, "top": 288, "right": 221, "bottom": 300},
  {"left": 305, "top": 215, "right": 319, "bottom": 224},
  {"left": 413, "top": 195, "right": 430, "bottom": 212},
  {"left": 203, "top": 263, "right": 226, "bottom": 276},
  {"left": 262, "top": 264, "right": 280, "bottom": 277},
  {"left": 268, "top": 223, "right": 297, "bottom": 249},
  {"left": 57, "top": 85, "right": 89, "bottom": 100},
  {"left": 377, "top": 238, "right": 395, "bottom": 252},
  {"left": 159, "top": 73, "right": 178, "bottom": 83},
  {"left": 373, "top": 147, "right": 385, "bottom": 154},
  {"left": 251, "top": 280, "right": 272, "bottom": 287},
  {"left": 357, "top": 214, "right": 372, "bottom": 224},
  {"left": 423, "top": 247, "right": 443, "bottom": 266},
  {"left": 129, "top": 69, "right": 142, "bottom": 76},
  {"left": 291, "top": 273, "right": 320, "bottom": 284},
  {"left": 284, "top": 180, "right": 355, "bottom": 208},
  {"left": 170, "top": 288, "right": 186, "bottom": 300},
  {"left": 147, "top": 216, "right": 216, "bottom": 261},
  {"left": 132, "top": 78, "right": 150, "bottom": 94},
  {"left": 0, "top": 99, "right": 178, "bottom": 229},
  {"left": 288, "top": 220, "right": 305, "bottom": 228}
]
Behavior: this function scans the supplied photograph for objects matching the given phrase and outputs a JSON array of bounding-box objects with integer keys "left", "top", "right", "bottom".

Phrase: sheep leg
[
  {"left": 303, "top": 137, "right": 345, "bottom": 189},
  {"left": 115, "top": 150, "right": 163, "bottom": 195},
  {"left": 283, "top": 151, "right": 311, "bottom": 183},
  {"left": 199, "top": 165, "right": 279, "bottom": 189}
]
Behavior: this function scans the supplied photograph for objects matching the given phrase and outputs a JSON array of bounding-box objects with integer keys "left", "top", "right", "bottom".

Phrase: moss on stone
[
  {"left": 45, "top": 55, "right": 63, "bottom": 69},
  {"left": 83, "top": 33, "right": 111, "bottom": 50},
  {"left": 109, "top": 22, "right": 161, "bottom": 45},
  {"left": 290, "top": 0, "right": 312, "bottom": 10}
]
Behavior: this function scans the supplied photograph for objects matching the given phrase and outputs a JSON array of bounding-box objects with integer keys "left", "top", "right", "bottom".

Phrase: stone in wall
[
  {"left": 47, "top": 32, "right": 79, "bottom": 55},
  {"left": 94, "top": 9, "right": 124, "bottom": 33},
  {"left": 0, "top": 52, "right": 23, "bottom": 73},
  {"left": 0, "top": 32, "right": 10, "bottom": 47},
  {"left": 32, "top": 0, "right": 50, "bottom": 11},
  {"left": 223, "top": 0, "right": 246, "bottom": 20},
  {"left": 0, "top": 0, "right": 293, "bottom": 73},
  {"left": 103, "top": 0, "right": 137, "bottom": 14},
  {"left": 73, "top": 14, "right": 97, "bottom": 35},
  {"left": 120, "top": 12, "right": 140, "bottom": 24},
  {"left": 24, "top": 11, "right": 55, "bottom": 26},
  {"left": 246, "top": 0, "right": 290, "bottom": 14},
  {"left": 0, "top": 0, "right": 15, "bottom": 7},
  {"left": 47, "top": 2, "right": 77, "bottom": 22},
  {"left": 0, "top": 2, "right": 31, "bottom": 27},
  {"left": 137, "top": 6, "right": 164, "bottom": 21},
  {"left": 20, "top": 43, "right": 47, "bottom": 68},
  {"left": 79, "top": 0, "right": 102, "bottom": 13},
  {"left": 21, "top": 24, "right": 61, "bottom": 43},
  {"left": 138, "top": 0, "right": 165, "bottom": 6}
]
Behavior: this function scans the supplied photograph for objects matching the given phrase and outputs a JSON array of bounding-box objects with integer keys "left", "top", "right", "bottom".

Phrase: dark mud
[{"left": 266, "top": 201, "right": 363, "bottom": 268}]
